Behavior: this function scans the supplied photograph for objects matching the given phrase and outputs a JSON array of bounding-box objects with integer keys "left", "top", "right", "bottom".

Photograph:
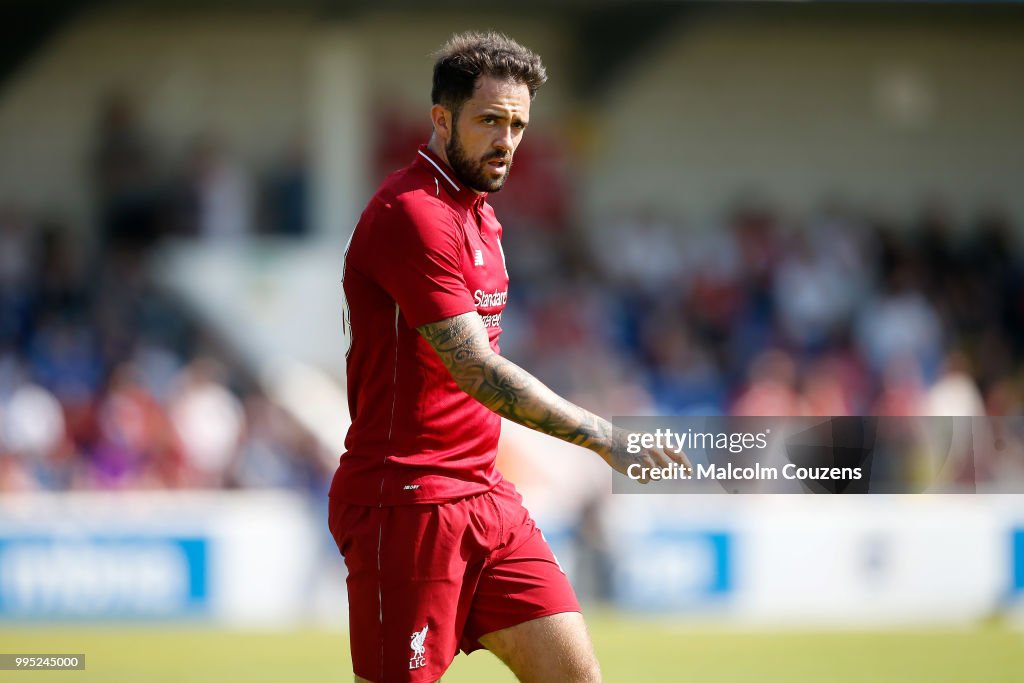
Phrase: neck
[{"left": 427, "top": 133, "right": 449, "bottom": 168}]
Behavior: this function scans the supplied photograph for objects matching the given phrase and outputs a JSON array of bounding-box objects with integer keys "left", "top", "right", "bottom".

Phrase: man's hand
[{"left": 598, "top": 427, "right": 692, "bottom": 484}]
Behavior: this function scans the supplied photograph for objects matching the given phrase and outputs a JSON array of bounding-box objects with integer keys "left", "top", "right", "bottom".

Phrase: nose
[{"left": 493, "top": 125, "right": 513, "bottom": 154}]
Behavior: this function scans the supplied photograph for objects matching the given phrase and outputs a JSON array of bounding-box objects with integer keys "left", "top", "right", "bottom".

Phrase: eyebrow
[{"left": 478, "top": 111, "right": 528, "bottom": 125}]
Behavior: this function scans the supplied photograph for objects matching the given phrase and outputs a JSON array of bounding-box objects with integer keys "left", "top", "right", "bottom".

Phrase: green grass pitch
[{"left": 2, "top": 612, "right": 1022, "bottom": 682}]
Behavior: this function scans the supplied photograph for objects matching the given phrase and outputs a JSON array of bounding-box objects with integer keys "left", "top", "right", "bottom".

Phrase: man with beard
[{"left": 330, "top": 31, "right": 686, "bottom": 683}]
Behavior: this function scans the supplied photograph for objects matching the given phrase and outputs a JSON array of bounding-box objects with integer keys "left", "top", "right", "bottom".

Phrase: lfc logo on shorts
[{"left": 409, "top": 624, "right": 429, "bottom": 670}]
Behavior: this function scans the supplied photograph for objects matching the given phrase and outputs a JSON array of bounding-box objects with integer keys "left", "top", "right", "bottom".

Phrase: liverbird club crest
[{"left": 409, "top": 625, "right": 429, "bottom": 670}]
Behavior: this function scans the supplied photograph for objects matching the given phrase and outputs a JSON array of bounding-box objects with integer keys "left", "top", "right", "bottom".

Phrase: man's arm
[{"left": 417, "top": 312, "right": 687, "bottom": 477}]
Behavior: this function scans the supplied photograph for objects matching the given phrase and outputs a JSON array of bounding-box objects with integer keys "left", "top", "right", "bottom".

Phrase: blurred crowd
[
  {"left": 3, "top": 91, "right": 1024, "bottom": 493},
  {"left": 498, "top": 199, "right": 1024, "bottom": 489},
  {"left": 493, "top": 196, "right": 1024, "bottom": 594},
  {"left": 499, "top": 198, "right": 1022, "bottom": 421},
  {"left": 0, "top": 93, "right": 325, "bottom": 493}
]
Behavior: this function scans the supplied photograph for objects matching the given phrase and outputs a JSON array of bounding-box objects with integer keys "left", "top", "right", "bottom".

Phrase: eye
[
  {"left": 482, "top": 117, "right": 496, "bottom": 125},
  {"left": 513, "top": 121, "right": 526, "bottom": 131}
]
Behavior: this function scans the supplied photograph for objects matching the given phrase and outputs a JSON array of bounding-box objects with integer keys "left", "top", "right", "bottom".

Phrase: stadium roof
[{"left": 4, "top": 1, "right": 1023, "bottom": 99}]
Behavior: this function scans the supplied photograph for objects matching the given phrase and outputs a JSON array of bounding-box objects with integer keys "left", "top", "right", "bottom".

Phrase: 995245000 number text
[{"left": 0, "top": 654, "right": 85, "bottom": 670}]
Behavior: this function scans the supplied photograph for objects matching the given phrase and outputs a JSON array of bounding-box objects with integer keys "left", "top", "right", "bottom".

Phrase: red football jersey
[{"left": 330, "top": 146, "right": 510, "bottom": 506}]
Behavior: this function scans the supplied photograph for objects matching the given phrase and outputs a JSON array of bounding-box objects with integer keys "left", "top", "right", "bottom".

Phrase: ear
[{"left": 430, "top": 103, "right": 453, "bottom": 143}]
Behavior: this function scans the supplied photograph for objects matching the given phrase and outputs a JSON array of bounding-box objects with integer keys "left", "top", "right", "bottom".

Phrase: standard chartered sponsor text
[
  {"left": 475, "top": 288, "right": 506, "bottom": 328},
  {"left": 473, "top": 288, "right": 508, "bottom": 307}
]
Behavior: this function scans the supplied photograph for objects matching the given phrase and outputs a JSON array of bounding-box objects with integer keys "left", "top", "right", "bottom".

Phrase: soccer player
[{"left": 329, "top": 31, "right": 686, "bottom": 683}]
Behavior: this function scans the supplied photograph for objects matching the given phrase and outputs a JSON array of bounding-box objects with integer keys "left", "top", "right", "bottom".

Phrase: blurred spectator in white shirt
[
  {"left": 922, "top": 352, "right": 985, "bottom": 417},
  {"left": 855, "top": 265, "right": 943, "bottom": 380},
  {"left": 593, "top": 210, "right": 684, "bottom": 293},
  {"left": 170, "top": 358, "right": 245, "bottom": 486},
  {"left": 177, "top": 136, "right": 253, "bottom": 241},
  {"left": 774, "top": 233, "right": 851, "bottom": 351}
]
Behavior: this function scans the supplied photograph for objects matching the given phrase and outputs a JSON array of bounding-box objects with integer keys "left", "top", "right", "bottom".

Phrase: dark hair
[{"left": 431, "top": 31, "right": 547, "bottom": 115}]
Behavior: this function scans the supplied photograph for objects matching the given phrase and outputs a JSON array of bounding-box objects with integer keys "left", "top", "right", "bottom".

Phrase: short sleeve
[{"left": 366, "top": 194, "right": 475, "bottom": 329}]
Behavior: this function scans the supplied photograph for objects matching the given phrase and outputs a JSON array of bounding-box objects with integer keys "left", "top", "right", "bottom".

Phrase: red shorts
[{"left": 328, "top": 478, "right": 580, "bottom": 683}]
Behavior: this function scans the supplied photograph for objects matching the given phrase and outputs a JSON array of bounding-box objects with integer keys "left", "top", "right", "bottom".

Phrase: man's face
[{"left": 445, "top": 76, "right": 531, "bottom": 193}]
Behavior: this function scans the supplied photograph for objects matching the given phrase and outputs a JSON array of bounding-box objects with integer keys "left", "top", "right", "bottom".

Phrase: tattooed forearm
[{"left": 418, "top": 313, "right": 616, "bottom": 457}]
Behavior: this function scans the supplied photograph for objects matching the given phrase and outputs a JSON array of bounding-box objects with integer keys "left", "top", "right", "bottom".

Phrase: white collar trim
[{"left": 417, "top": 150, "right": 460, "bottom": 193}]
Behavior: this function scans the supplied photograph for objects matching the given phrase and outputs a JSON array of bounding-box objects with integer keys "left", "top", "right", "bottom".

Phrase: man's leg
[
  {"left": 329, "top": 498, "right": 485, "bottom": 683},
  {"left": 462, "top": 481, "right": 596, "bottom": 681},
  {"left": 478, "top": 612, "right": 600, "bottom": 683}
]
